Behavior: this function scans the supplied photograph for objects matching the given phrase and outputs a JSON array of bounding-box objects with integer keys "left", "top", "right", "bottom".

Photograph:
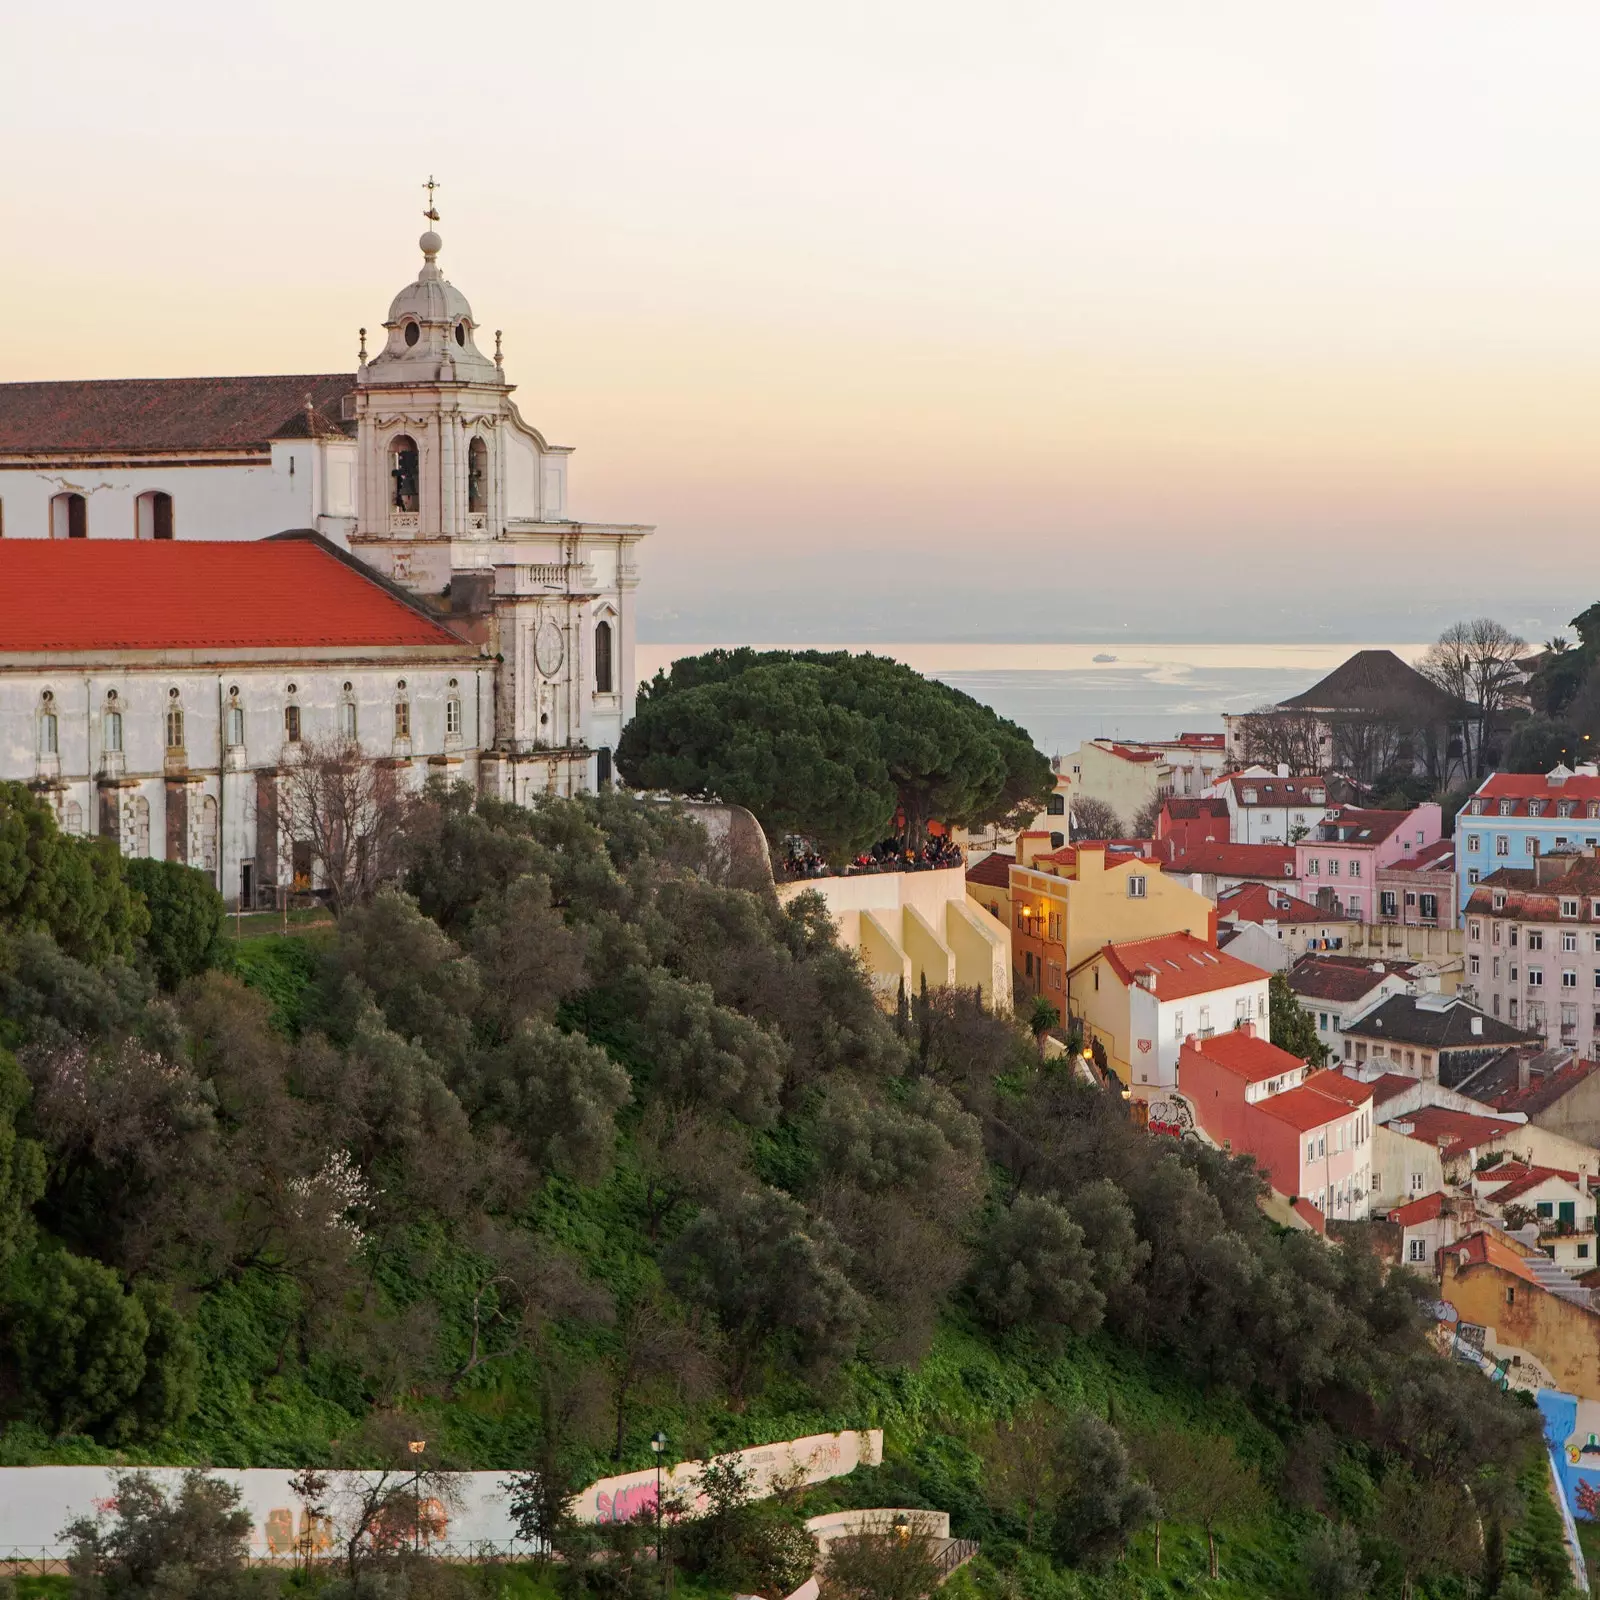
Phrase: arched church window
[
  {"left": 64, "top": 800, "right": 83, "bottom": 836},
  {"left": 201, "top": 795, "right": 218, "bottom": 873},
  {"left": 390, "top": 436, "right": 419, "bottom": 513},
  {"left": 165, "top": 702, "right": 184, "bottom": 751},
  {"left": 454, "top": 320, "right": 467, "bottom": 348},
  {"left": 137, "top": 491, "right": 173, "bottom": 540},
  {"left": 467, "top": 437, "right": 488, "bottom": 513},
  {"left": 38, "top": 709, "right": 57, "bottom": 756},
  {"left": 594, "top": 620, "right": 614, "bottom": 694},
  {"left": 227, "top": 705, "right": 245, "bottom": 748},
  {"left": 103, "top": 709, "right": 123, "bottom": 753},
  {"left": 403, "top": 320, "right": 420, "bottom": 347},
  {"left": 51, "top": 492, "right": 87, "bottom": 539}
]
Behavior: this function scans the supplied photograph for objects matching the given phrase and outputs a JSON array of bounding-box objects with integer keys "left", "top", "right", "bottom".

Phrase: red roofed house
[
  {"left": 1387, "top": 1191, "right": 1475, "bottom": 1270},
  {"left": 1161, "top": 840, "right": 1300, "bottom": 901},
  {"left": 1178, "top": 1026, "right": 1376, "bottom": 1219},
  {"left": 1214, "top": 882, "right": 1356, "bottom": 970},
  {"left": 1156, "top": 796, "right": 1231, "bottom": 853},
  {"left": 1473, "top": 1165, "right": 1597, "bottom": 1272},
  {"left": 1203, "top": 770, "right": 1330, "bottom": 846},
  {"left": 1063, "top": 736, "right": 1229, "bottom": 835},
  {"left": 1297, "top": 803, "right": 1444, "bottom": 925},
  {"left": 1377, "top": 836, "right": 1458, "bottom": 932},
  {"left": 1068, "top": 931, "right": 1270, "bottom": 1096},
  {"left": 0, "top": 223, "right": 653, "bottom": 905}
]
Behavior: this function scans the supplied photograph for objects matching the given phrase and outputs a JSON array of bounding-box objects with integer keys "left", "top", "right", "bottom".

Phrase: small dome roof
[{"left": 363, "top": 230, "right": 500, "bottom": 386}]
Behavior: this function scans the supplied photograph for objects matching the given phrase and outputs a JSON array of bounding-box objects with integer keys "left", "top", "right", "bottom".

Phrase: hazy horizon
[{"left": 8, "top": 2, "right": 1600, "bottom": 645}]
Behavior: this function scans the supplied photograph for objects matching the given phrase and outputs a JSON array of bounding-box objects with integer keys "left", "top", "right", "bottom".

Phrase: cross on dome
[{"left": 360, "top": 182, "right": 501, "bottom": 386}]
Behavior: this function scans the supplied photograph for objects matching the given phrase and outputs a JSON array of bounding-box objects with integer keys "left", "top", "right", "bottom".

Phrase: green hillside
[{"left": 0, "top": 781, "right": 1577, "bottom": 1598}]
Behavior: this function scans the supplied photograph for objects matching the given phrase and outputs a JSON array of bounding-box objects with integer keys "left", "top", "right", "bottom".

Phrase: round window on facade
[{"left": 404, "top": 320, "right": 420, "bottom": 347}]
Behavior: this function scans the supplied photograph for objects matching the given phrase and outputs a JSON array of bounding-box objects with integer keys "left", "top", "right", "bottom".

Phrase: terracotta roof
[
  {"left": 1160, "top": 797, "right": 1230, "bottom": 821},
  {"left": 1444, "top": 1230, "right": 1542, "bottom": 1284},
  {"left": 1088, "top": 931, "right": 1270, "bottom": 1000},
  {"left": 1368, "top": 1072, "right": 1421, "bottom": 1105},
  {"left": 0, "top": 537, "right": 467, "bottom": 652},
  {"left": 1489, "top": 1166, "right": 1582, "bottom": 1205},
  {"left": 1287, "top": 958, "right": 1397, "bottom": 1004},
  {"left": 1475, "top": 1159, "right": 1535, "bottom": 1189},
  {"left": 1384, "top": 838, "right": 1457, "bottom": 873},
  {"left": 1303, "top": 1068, "right": 1375, "bottom": 1107},
  {"left": 1166, "top": 841, "right": 1296, "bottom": 879},
  {"left": 1280, "top": 649, "right": 1471, "bottom": 719},
  {"left": 1257, "top": 1083, "right": 1353, "bottom": 1131},
  {"left": 1388, "top": 1191, "right": 1446, "bottom": 1226},
  {"left": 0, "top": 374, "right": 356, "bottom": 454},
  {"left": 1217, "top": 882, "right": 1331, "bottom": 925},
  {"left": 1343, "top": 994, "right": 1535, "bottom": 1051},
  {"left": 1466, "top": 859, "right": 1600, "bottom": 921},
  {"left": 1489, "top": 1057, "right": 1600, "bottom": 1117},
  {"left": 1465, "top": 771, "right": 1600, "bottom": 809},
  {"left": 1088, "top": 741, "right": 1165, "bottom": 764},
  {"left": 1187, "top": 1028, "right": 1308, "bottom": 1085},
  {"left": 1389, "top": 1105, "right": 1522, "bottom": 1161},
  {"left": 965, "top": 853, "right": 1014, "bottom": 890},
  {"left": 1225, "top": 776, "right": 1328, "bottom": 807},
  {"left": 1306, "top": 805, "right": 1411, "bottom": 846},
  {"left": 1292, "top": 1198, "right": 1328, "bottom": 1234}
]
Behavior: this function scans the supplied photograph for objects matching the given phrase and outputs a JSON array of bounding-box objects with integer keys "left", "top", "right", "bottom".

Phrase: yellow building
[{"left": 1007, "top": 841, "right": 1216, "bottom": 1010}]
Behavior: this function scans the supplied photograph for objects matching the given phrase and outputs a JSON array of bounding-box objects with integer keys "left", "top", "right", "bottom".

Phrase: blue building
[{"left": 1455, "top": 767, "right": 1600, "bottom": 912}]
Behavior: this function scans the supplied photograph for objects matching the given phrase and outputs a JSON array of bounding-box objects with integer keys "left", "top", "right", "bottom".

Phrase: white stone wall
[
  {"left": 0, "top": 657, "right": 484, "bottom": 905},
  {"left": 0, "top": 439, "right": 358, "bottom": 546}
]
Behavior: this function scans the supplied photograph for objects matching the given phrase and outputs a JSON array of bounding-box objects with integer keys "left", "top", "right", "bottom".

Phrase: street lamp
[{"left": 650, "top": 1432, "right": 668, "bottom": 1561}]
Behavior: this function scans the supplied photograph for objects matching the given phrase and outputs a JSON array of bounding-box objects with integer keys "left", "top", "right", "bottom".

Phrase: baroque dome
[{"left": 363, "top": 230, "right": 501, "bottom": 386}]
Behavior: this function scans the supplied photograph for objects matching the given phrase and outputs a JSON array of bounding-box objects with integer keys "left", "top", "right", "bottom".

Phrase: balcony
[{"left": 389, "top": 512, "right": 420, "bottom": 533}]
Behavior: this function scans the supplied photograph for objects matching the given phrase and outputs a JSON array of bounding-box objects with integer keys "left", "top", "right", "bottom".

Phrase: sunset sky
[{"left": 8, "top": 2, "right": 1600, "bottom": 644}]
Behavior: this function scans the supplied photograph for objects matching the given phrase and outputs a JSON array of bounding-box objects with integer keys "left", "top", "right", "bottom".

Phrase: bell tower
[{"left": 348, "top": 212, "right": 511, "bottom": 591}]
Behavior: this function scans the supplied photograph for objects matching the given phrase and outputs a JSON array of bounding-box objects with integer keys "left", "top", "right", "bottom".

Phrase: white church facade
[{"left": 0, "top": 221, "right": 650, "bottom": 906}]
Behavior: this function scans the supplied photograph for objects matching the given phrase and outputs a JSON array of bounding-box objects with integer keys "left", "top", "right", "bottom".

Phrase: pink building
[
  {"left": 1178, "top": 1025, "right": 1377, "bottom": 1220},
  {"left": 1296, "top": 803, "right": 1443, "bottom": 923}
]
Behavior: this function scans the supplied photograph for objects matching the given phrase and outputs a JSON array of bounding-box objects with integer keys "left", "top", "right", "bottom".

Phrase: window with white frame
[
  {"left": 37, "top": 706, "right": 57, "bottom": 755},
  {"left": 1127, "top": 874, "right": 1146, "bottom": 898},
  {"left": 1564, "top": 931, "right": 1578, "bottom": 952},
  {"left": 1529, "top": 967, "right": 1544, "bottom": 986},
  {"left": 1408, "top": 1239, "right": 1427, "bottom": 1262},
  {"left": 1563, "top": 899, "right": 1580, "bottom": 919},
  {"left": 1496, "top": 836, "right": 1510, "bottom": 856},
  {"left": 1470, "top": 955, "right": 1480, "bottom": 975},
  {"left": 1466, "top": 833, "right": 1481, "bottom": 851},
  {"left": 1349, "top": 860, "right": 1362, "bottom": 878},
  {"left": 1564, "top": 970, "right": 1578, "bottom": 989}
]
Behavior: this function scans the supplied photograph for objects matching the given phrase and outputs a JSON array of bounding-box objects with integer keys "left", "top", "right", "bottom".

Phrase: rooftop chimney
[
  {"left": 1239, "top": 1020, "right": 1257, "bottom": 1039},
  {"left": 1277, "top": 764, "right": 1290, "bottom": 778},
  {"left": 1471, "top": 1015, "right": 1483, "bottom": 1036}
]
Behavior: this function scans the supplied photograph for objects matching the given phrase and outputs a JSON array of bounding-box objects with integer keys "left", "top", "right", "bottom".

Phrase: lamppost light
[
  {"left": 651, "top": 1431, "right": 667, "bottom": 1455},
  {"left": 407, "top": 1441, "right": 426, "bottom": 1455}
]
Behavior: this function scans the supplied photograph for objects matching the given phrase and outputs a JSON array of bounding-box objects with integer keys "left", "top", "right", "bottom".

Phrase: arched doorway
[
  {"left": 389, "top": 435, "right": 419, "bottom": 513},
  {"left": 50, "top": 492, "right": 87, "bottom": 539}
]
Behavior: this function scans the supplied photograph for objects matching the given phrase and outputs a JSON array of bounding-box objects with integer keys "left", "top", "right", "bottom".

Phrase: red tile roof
[
  {"left": 1303, "top": 1068, "right": 1375, "bottom": 1107},
  {"left": 1188, "top": 1028, "right": 1308, "bottom": 1085},
  {"left": 1307, "top": 805, "right": 1412, "bottom": 846},
  {"left": 1217, "top": 882, "right": 1331, "bottom": 924},
  {"left": 1475, "top": 1159, "right": 1535, "bottom": 1189},
  {"left": 1257, "top": 1084, "right": 1352, "bottom": 1131},
  {"left": 1091, "top": 931, "right": 1269, "bottom": 1000},
  {"left": 1384, "top": 838, "right": 1456, "bottom": 873},
  {"left": 1487, "top": 1165, "right": 1582, "bottom": 1205},
  {"left": 1286, "top": 958, "right": 1397, "bottom": 1003},
  {"left": 0, "top": 374, "right": 357, "bottom": 454},
  {"left": 1489, "top": 1057, "right": 1600, "bottom": 1117},
  {"left": 1165, "top": 841, "right": 1297, "bottom": 879},
  {"left": 1098, "top": 742, "right": 1164, "bottom": 764},
  {"left": 1389, "top": 1106, "right": 1522, "bottom": 1162},
  {"left": 1388, "top": 1191, "right": 1446, "bottom": 1226},
  {"left": 965, "top": 853, "right": 1013, "bottom": 890},
  {"left": 0, "top": 538, "right": 467, "bottom": 652},
  {"left": 1292, "top": 1197, "right": 1328, "bottom": 1234},
  {"left": 1444, "top": 1230, "right": 1541, "bottom": 1283},
  {"left": 1226, "top": 775, "right": 1328, "bottom": 806},
  {"left": 1368, "top": 1072, "right": 1420, "bottom": 1105}
]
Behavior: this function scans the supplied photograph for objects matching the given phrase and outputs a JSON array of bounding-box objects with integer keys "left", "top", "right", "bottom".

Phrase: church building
[{"left": 0, "top": 217, "right": 651, "bottom": 906}]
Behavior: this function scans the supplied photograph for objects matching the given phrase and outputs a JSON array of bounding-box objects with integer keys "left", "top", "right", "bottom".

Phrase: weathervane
[{"left": 423, "top": 175, "right": 441, "bottom": 224}]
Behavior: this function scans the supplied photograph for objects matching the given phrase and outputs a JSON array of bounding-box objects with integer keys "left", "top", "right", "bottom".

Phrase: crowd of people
[{"left": 778, "top": 833, "right": 964, "bottom": 880}]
